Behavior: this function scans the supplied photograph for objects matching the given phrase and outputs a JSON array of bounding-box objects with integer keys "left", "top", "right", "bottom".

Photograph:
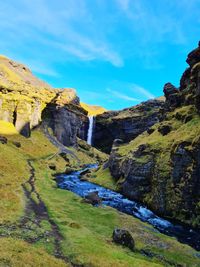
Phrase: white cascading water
[{"left": 87, "top": 116, "right": 94, "bottom": 145}]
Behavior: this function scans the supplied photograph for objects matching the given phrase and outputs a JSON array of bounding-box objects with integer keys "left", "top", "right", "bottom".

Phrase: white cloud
[
  {"left": 106, "top": 88, "right": 140, "bottom": 101},
  {"left": 116, "top": 0, "right": 130, "bottom": 11},
  {"left": 59, "top": 36, "right": 123, "bottom": 67},
  {"left": 0, "top": 0, "right": 123, "bottom": 67},
  {"left": 130, "top": 84, "right": 155, "bottom": 99},
  {"left": 28, "top": 62, "right": 59, "bottom": 77}
]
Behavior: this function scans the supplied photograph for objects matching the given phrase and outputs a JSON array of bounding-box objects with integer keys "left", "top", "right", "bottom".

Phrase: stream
[{"left": 56, "top": 164, "right": 200, "bottom": 251}]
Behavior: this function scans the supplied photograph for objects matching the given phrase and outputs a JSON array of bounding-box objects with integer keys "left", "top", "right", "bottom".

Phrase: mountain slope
[{"left": 93, "top": 42, "right": 200, "bottom": 229}]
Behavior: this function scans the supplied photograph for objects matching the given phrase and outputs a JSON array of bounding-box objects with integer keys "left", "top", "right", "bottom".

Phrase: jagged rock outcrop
[
  {"left": 180, "top": 42, "right": 200, "bottom": 111},
  {"left": 163, "top": 83, "right": 182, "bottom": 109},
  {"left": 107, "top": 42, "right": 200, "bottom": 228},
  {"left": 93, "top": 99, "right": 164, "bottom": 153}
]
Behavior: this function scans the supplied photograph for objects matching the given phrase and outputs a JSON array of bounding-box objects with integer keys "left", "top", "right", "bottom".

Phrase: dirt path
[
  {"left": 23, "top": 159, "right": 84, "bottom": 267},
  {"left": 22, "top": 160, "right": 65, "bottom": 257},
  {"left": 0, "top": 159, "right": 84, "bottom": 267}
]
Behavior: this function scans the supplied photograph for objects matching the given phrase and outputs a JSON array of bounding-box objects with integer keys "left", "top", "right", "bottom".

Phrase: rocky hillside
[
  {"left": 0, "top": 56, "right": 90, "bottom": 145},
  {"left": 93, "top": 98, "right": 164, "bottom": 153},
  {"left": 104, "top": 42, "right": 200, "bottom": 228}
]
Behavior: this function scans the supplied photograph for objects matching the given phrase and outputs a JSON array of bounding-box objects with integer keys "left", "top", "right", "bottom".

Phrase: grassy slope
[
  {"left": 0, "top": 126, "right": 199, "bottom": 266},
  {"left": 0, "top": 238, "right": 67, "bottom": 267},
  {"left": 115, "top": 105, "right": 200, "bottom": 225},
  {"left": 88, "top": 166, "right": 118, "bottom": 191}
]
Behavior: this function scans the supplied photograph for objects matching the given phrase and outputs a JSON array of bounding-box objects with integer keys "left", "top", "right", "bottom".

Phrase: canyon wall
[
  {"left": 107, "top": 43, "right": 200, "bottom": 228},
  {"left": 93, "top": 99, "right": 164, "bottom": 153}
]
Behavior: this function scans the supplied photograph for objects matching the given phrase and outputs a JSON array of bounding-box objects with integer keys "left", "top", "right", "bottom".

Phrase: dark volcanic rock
[
  {"left": 0, "top": 136, "right": 7, "bottom": 144},
  {"left": 112, "top": 139, "right": 124, "bottom": 147},
  {"left": 171, "top": 142, "right": 192, "bottom": 184},
  {"left": 102, "top": 42, "right": 200, "bottom": 228},
  {"left": 42, "top": 103, "right": 88, "bottom": 147},
  {"left": 163, "top": 83, "right": 179, "bottom": 98},
  {"left": 158, "top": 124, "right": 172, "bottom": 136},
  {"left": 12, "top": 141, "right": 21, "bottom": 148},
  {"left": 109, "top": 144, "right": 154, "bottom": 201},
  {"left": 83, "top": 191, "right": 102, "bottom": 205},
  {"left": 93, "top": 99, "right": 164, "bottom": 153},
  {"left": 180, "top": 68, "right": 191, "bottom": 91},
  {"left": 163, "top": 83, "right": 181, "bottom": 109},
  {"left": 147, "top": 128, "right": 155, "bottom": 135},
  {"left": 112, "top": 228, "right": 135, "bottom": 251},
  {"left": 49, "top": 163, "right": 56, "bottom": 170},
  {"left": 121, "top": 157, "right": 154, "bottom": 201},
  {"left": 186, "top": 41, "right": 200, "bottom": 67}
]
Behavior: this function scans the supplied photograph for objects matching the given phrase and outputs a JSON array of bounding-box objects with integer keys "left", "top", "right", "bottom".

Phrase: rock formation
[
  {"left": 93, "top": 99, "right": 164, "bottom": 153},
  {"left": 42, "top": 90, "right": 89, "bottom": 147},
  {"left": 106, "top": 42, "right": 200, "bottom": 228},
  {"left": 0, "top": 56, "right": 89, "bottom": 145}
]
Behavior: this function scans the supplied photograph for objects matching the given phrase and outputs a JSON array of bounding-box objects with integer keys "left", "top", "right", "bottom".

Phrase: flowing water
[
  {"left": 56, "top": 164, "right": 200, "bottom": 251},
  {"left": 87, "top": 116, "right": 94, "bottom": 145}
]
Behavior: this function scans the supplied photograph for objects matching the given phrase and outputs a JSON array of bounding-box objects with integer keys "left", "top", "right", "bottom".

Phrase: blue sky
[{"left": 0, "top": 0, "right": 200, "bottom": 110}]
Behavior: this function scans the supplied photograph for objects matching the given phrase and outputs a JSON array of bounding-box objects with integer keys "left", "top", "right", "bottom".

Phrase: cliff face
[
  {"left": 93, "top": 98, "right": 164, "bottom": 153},
  {"left": 0, "top": 56, "right": 89, "bottom": 144},
  {"left": 107, "top": 43, "right": 200, "bottom": 228},
  {"left": 42, "top": 90, "right": 89, "bottom": 147}
]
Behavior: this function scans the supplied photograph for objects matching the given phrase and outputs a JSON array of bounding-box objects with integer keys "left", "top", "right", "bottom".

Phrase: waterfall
[{"left": 87, "top": 116, "right": 94, "bottom": 145}]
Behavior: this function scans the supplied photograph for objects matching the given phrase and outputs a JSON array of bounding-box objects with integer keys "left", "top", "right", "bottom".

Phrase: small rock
[
  {"left": 12, "top": 141, "right": 21, "bottom": 148},
  {"left": 158, "top": 125, "right": 172, "bottom": 136},
  {"left": 83, "top": 191, "right": 102, "bottom": 205},
  {"left": 113, "top": 139, "right": 124, "bottom": 147},
  {"left": 49, "top": 163, "right": 56, "bottom": 170},
  {"left": 147, "top": 128, "right": 155, "bottom": 135},
  {"left": 80, "top": 174, "right": 89, "bottom": 181},
  {"left": 184, "top": 115, "right": 193, "bottom": 123},
  {"left": 112, "top": 228, "right": 135, "bottom": 251},
  {"left": 0, "top": 136, "right": 7, "bottom": 144}
]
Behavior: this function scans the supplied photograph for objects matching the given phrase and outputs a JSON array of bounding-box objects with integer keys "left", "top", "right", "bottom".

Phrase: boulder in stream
[{"left": 83, "top": 191, "right": 102, "bottom": 205}]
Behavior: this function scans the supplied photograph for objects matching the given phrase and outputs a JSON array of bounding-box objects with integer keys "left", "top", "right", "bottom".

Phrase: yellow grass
[
  {"left": 80, "top": 102, "right": 106, "bottom": 115},
  {"left": 0, "top": 238, "right": 68, "bottom": 267},
  {"left": 0, "top": 120, "right": 18, "bottom": 135}
]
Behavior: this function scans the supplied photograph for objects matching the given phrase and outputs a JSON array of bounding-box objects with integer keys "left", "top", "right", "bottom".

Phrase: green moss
[
  {"left": 114, "top": 105, "right": 200, "bottom": 226},
  {"left": 0, "top": 238, "right": 68, "bottom": 267},
  {"left": 88, "top": 166, "right": 118, "bottom": 191}
]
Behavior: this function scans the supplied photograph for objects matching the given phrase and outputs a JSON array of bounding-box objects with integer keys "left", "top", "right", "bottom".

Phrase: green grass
[
  {"left": 34, "top": 159, "right": 200, "bottom": 266},
  {"left": 0, "top": 237, "right": 68, "bottom": 267},
  {"left": 88, "top": 166, "right": 119, "bottom": 191},
  {"left": 113, "top": 105, "right": 200, "bottom": 227},
  {"left": 0, "top": 127, "right": 200, "bottom": 266}
]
